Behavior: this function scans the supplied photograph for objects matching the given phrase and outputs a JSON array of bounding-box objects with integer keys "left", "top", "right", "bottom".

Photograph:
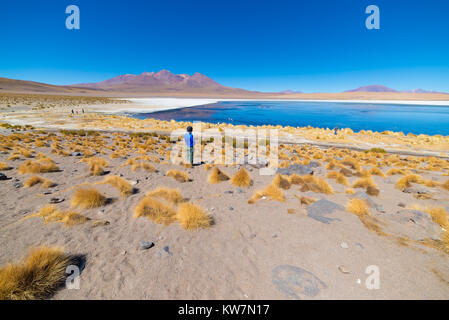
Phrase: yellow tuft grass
[
  {"left": 369, "top": 167, "right": 386, "bottom": 178},
  {"left": 441, "top": 179, "right": 449, "bottom": 191},
  {"left": 346, "top": 198, "right": 369, "bottom": 216},
  {"left": 207, "top": 167, "right": 229, "bottom": 184},
  {"left": 230, "top": 167, "right": 252, "bottom": 187},
  {"left": 423, "top": 207, "right": 449, "bottom": 229},
  {"left": 345, "top": 188, "right": 355, "bottom": 194},
  {"left": 366, "top": 185, "right": 380, "bottom": 196},
  {"left": 101, "top": 175, "right": 133, "bottom": 197},
  {"left": 395, "top": 174, "right": 423, "bottom": 191},
  {"left": 353, "top": 177, "right": 377, "bottom": 189},
  {"left": 295, "top": 195, "right": 316, "bottom": 206},
  {"left": 326, "top": 171, "right": 349, "bottom": 186},
  {"left": 133, "top": 196, "right": 176, "bottom": 225},
  {"left": 24, "top": 205, "right": 89, "bottom": 227},
  {"left": 24, "top": 176, "right": 56, "bottom": 188},
  {"left": 288, "top": 174, "right": 304, "bottom": 185},
  {"left": 0, "top": 161, "right": 11, "bottom": 171},
  {"left": 300, "top": 175, "right": 334, "bottom": 195},
  {"left": 0, "top": 246, "right": 72, "bottom": 300},
  {"left": 71, "top": 188, "right": 106, "bottom": 209},
  {"left": 387, "top": 168, "right": 407, "bottom": 176},
  {"left": 272, "top": 173, "right": 291, "bottom": 190},
  {"left": 176, "top": 202, "right": 212, "bottom": 230},
  {"left": 248, "top": 184, "right": 285, "bottom": 204},
  {"left": 166, "top": 169, "right": 190, "bottom": 183},
  {"left": 146, "top": 187, "right": 183, "bottom": 204},
  {"left": 18, "top": 159, "right": 59, "bottom": 174}
]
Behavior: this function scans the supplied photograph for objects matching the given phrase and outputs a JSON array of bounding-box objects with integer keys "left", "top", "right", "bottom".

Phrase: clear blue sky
[{"left": 1, "top": 0, "right": 448, "bottom": 92}]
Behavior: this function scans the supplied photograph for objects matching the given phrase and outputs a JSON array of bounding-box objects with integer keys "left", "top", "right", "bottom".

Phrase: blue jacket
[{"left": 184, "top": 132, "right": 194, "bottom": 147}]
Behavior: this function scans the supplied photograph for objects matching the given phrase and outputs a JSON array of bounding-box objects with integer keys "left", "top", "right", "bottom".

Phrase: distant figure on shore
[
  {"left": 71, "top": 109, "right": 74, "bottom": 115},
  {"left": 184, "top": 126, "right": 194, "bottom": 165},
  {"left": 82, "top": 108, "right": 84, "bottom": 114},
  {"left": 334, "top": 127, "right": 339, "bottom": 135}
]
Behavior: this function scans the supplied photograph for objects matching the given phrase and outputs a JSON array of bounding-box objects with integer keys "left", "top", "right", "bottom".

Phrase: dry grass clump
[
  {"left": 176, "top": 202, "right": 212, "bottom": 230},
  {"left": 326, "top": 171, "right": 349, "bottom": 186},
  {"left": 387, "top": 168, "right": 407, "bottom": 176},
  {"left": 146, "top": 187, "right": 183, "bottom": 204},
  {"left": 18, "top": 159, "right": 59, "bottom": 174},
  {"left": 346, "top": 198, "right": 369, "bottom": 216},
  {"left": 0, "top": 246, "right": 72, "bottom": 300},
  {"left": 345, "top": 188, "right": 355, "bottom": 194},
  {"left": 443, "top": 231, "right": 449, "bottom": 253},
  {"left": 295, "top": 195, "right": 316, "bottom": 206},
  {"left": 369, "top": 167, "right": 386, "bottom": 178},
  {"left": 248, "top": 184, "right": 285, "bottom": 204},
  {"left": 0, "top": 161, "right": 12, "bottom": 171},
  {"left": 395, "top": 174, "right": 423, "bottom": 191},
  {"left": 353, "top": 177, "right": 377, "bottom": 189},
  {"left": 24, "top": 205, "right": 89, "bottom": 226},
  {"left": 101, "top": 175, "right": 133, "bottom": 197},
  {"left": 441, "top": 179, "right": 449, "bottom": 191},
  {"left": 204, "top": 163, "right": 214, "bottom": 171},
  {"left": 24, "top": 176, "right": 56, "bottom": 188},
  {"left": 166, "top": 169, "right": 190, "bottom": 183},
  {"left": 71, "top": 188, "right": 106, "bottom": 209},
  {"left": 342, "top": 157, "right": 361, "bottom": 171},
  {"left": 288, "top": 174, "right": 304, "bottom": 185},
  {"left": 272, "top": 173, "right": 291, "bottom": 190},
  {"left": 346, "top": 198, "right": 385, "bottom": 236},
  {"left": 207, "top": 167, "right": 229, "bottom": 184},
  {"left": 134, "top": 196, "right": 177, "bottom": 225},
  {"left": 230, "top": 167, "right": 252, "bottom": 187},
  {"left": 299, "top": 175, "right": 334, "bottom": 195},
  {"left": 131, "top": 162, "right": 156, "bottom": 172},
  {"left": 422, "top": 207, "right": 449, "bottom": 229},
  {"left": 339, "top": 167, "right": 354, "bottom": 177},
  {"left": 366, "top": 185, "right": 380, "bottom": 196}
]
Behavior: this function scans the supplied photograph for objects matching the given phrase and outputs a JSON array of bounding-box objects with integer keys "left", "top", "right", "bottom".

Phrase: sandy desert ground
[{"left": 0, "top": 95, "right": 448, "bottom": 300}]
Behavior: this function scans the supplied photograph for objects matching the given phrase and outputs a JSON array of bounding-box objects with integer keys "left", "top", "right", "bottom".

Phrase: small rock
[
  {"left": 338, "top": 265, "right": 350, "bottom": 274},
  {"left": 158, "top": 246, "right": 171, "bottom": 257},
  {"left": 272, "top": 233, "right": 278, "bottom": 238},
  {"left": 224, "top": 190, "right": 234, "bottom": 194},
  {"left": 249, "top": 233, "right": 257, "bottom": 239},
  {"left": 50, "top": 198, "right": 64, "bottom": 204},
  {"left": 130, "top": 180, "right": 139, "bottom": 186},
  {"left": 140, "top": 241, "right": 155, "bottom": 250},
  {"left": 237, "top": 188, "right": 244, "bottom": 194},
  {"left": 340, "top": 242, "right": 349, "bottom": 249},
  {"left": 121, "top": 250, "right": 127, "bottom": 255},
  {"left": 0, "top": 173, "right": 8, "bottom": 181},
  {"left": 98, "top": 209, "right": 105, "bottom": 215},
  {"left": 119, "top": 173, "right": 124, "bottom": 177},
  {"left": 43, "top": 191, "right": 52, "bottom": 195},
  {"left": 210, "top": 207, "right": 215, "bottom": 211},
  {"left": 403, "top": 186, "right": 431, "bottom": 194},
  {"left": 228, "top": 206, "right": 234, "bottom": 211},
  {"left": 13, "top": 182, "right": 22, "bottom": 188},
  {"left": 398, "top": 202, "right": 406, "bottom": 208}
]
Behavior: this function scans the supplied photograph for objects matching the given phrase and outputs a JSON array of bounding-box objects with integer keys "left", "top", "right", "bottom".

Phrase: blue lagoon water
[{"left": 129, "top": 101, "right": 449, "bottom": 136}]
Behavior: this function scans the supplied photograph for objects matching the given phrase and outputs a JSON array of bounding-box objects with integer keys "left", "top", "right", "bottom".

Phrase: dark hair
[{"left": 187, "top": 126, "right": 193, "bottom": 132}]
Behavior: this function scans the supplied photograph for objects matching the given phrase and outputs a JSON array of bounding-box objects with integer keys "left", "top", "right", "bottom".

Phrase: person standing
[{"left": 184, "top": 126, "right": 194, "bottom": 165}]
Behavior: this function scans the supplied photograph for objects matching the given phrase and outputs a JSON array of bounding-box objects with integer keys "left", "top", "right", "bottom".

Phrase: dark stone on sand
[
  {"left": 140, "top": 241, "right": 154, "bottom": 250},
  {"left": 0, "top": 173, "right": 8, "bottom": 180},
  {"left": 278, "top": 164, "right": 314, "bottom": 176},
  {"left": 306, "top": 199, "right": 343, "bottom": 224},
  {"left": 272, "top": 265, "right": 327, "bottom": 299},
  {"left": 158, "top": 246, "right": 171, "bottom": 257},
  {"left": 403, "top": 186, "right": 431, "bottom": 194}
]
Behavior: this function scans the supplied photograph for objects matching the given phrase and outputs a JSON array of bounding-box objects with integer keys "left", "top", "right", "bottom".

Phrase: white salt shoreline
[{"left": 96, "top": 97, "right": 449, "bottom": 114}]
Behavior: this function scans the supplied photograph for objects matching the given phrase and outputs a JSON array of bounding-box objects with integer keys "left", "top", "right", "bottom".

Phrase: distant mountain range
[
  {"left": 0, "top": 71, "right": 447, "bottom": 98},
  {"left": 345, "top": 85, "right": 447, "bottom": 94}
]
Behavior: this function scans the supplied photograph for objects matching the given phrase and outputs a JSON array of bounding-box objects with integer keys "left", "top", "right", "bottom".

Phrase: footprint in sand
[{"left": 272, "top": 265, "right": 327, "bottom": 299}]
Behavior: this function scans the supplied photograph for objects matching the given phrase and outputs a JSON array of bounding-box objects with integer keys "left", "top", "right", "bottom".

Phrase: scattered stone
[
  {"left": 340, "top": 242, "right": 349, "bottom": 249},
  {"left": 13, "top": 182, "right": 22, "bottom": 188},
  {"left": 43, "top": 191, "right": 52, "bottom": 195},
  {"left": 50, "top": 198, "right": 64, "bottom": 204},
  {"left": 403, "top": 186, "right": 431, "bottom": 194},
  {"left": 130, "top": 180, "right": 139, "bottom": 186},
  {"left": 306, "top": 199, "right": 343, "bottom": 224},
  {"left": 228, "top": 206, "right": 234, "bottom": 211},
  {"left": 278, "top": 164, "right": 314, "bottom": 176},
  {"left": 224, "top": 190, "right": 234, "bottom": 194},
  {"left": 158, "top": 246, "right": 171, "bottom": 257},
  {"left": 210, "top": 207, "right": 215, "bottom": 211},
  {"left": 70, "top": 152, "right": 83, "bottom": 157},
  {"left": 384, "top": 209, "right": 442, "bottom": 241},
  {"left": 237, "top": 188, "right": 244, "bottom": 194},
  {"left": 140, "top": 241, "right": 155, "bottom": 250},
  {"left": 121, "top": 251, "right": 127, "bottom": 255},
  {"left": 0, "top": 173, "right": 8, "bottom": 181},
  {"left": 98, "top": 209, "right": 105, "bottom": 215},
  {"left": 338, "top": 265, "right": 351, "bottom": 274},
  {"left": 249, "top": 233, "right": 257, "bottom": 239},
  {"left": 272, "top": 233, "right": 278, "bottom": 238},
  {"left": 119, "top": 173, "right": 124, "bottom": 177},
  {"left": 272, "top": 265, "right": 327, "bottom": 299},
  {"left": 398, "top": 202, "right": 406, "bottom": 208}
]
